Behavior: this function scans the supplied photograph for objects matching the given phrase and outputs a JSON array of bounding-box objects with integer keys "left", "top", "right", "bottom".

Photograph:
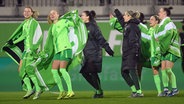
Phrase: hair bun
[
  {"left": 90, "top": 10, "right": 96, "bottom": 18},
  {"left": 168, "top": 6, "right": 173, "bottom": 10}
]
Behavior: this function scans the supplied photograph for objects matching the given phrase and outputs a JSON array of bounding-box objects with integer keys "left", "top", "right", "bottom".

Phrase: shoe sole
[
  {"left": 23, "top": 92, "right": 35, "bottom": 99},
  {"left": 64, "top": 94, "right": 75, "bottom": 99}
]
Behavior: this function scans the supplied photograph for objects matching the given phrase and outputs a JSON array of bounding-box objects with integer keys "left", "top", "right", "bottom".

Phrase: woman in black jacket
[
  {"left": 121, "top": 10, "right": 143, "bottom": 97},
  {"left": 80, "top": 10, "right": 114, "bottom": 98}
]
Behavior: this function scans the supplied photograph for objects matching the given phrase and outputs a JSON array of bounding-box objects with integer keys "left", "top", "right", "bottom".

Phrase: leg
[
  {"left": 91, "top": 73, "right": 103, "bottom": 98},
  {"left": 129, "top": 69, "right": 142, "bottom": 94},
  {"left": 23, "top": 75, "right": 35, "bottom": 99},
  {"left": 165, "top": 60, "right": 179, "bottom": 96},
  {"left": 137, "top": 63, "right": 142, "bottom": 80},
  {"left": 26, "top": 64, "right": 42, "bottom": 100},
  {"left": 121, "top": 70, "right": 136, "bottom": 93},
  {"left": 52, "top": 60, "right": 66, "bottom": 99},
  {"left": 152, "top": 66, "right": 162, "bottom": 96},
  {"left": 20, "top": 59, "right": 34, "bottom": 99},
  {"left": 81, "top": 72, "right": 96, "bottom": 89},
  {"left": 161, "top": 61, "right": 169, "bottom": 91},
  {"left": 18, "top": 60, "right": 23, "bottom": 72},
  {"left": 59, "top": 61, "right": 74, "bottom": 98}
]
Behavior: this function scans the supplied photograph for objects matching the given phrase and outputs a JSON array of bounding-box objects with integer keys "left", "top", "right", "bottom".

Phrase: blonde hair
[
  {"left": 47, "top": 10, "right": 59, "bottom": 24},
  {"left": 47, "top": 15, "right": 53, "bottom": 24},
  {"left": 25, "top": 6, "right": 39, "bottom": 19},
  {"left": 126, "top": 10, "right": 140, "bottom": 19}
]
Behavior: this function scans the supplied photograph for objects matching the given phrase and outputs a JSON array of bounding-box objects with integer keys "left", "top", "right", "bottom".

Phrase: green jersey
[
  {"left": 52, "top": 19, "right": 72, "bottom": 54},
  {"left": 149, "top": 25, "right": 162, "bottom": 66},
  {"left": 109, "top": 17, "right": 151, "bottom": 59},
  {"left": 23, "top": 17, "right": 43, "bottom": 53},
  {"left": 155, "top": 17, "right": 180, "bottom": 57},
  {"left": 149, "top": 25, "right": 160, "bottom": 57}
]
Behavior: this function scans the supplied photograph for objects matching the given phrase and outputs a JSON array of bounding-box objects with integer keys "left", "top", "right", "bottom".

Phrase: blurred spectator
[
  {"left": 158, "top": 0, "right": 168, "bottom": 5},
  {"left": 0, "top": 0, "right": 5, "bottom": 6},
  {"left": 17, "top": 0, "right": 22, "bottom": 6},
  {"left": 182, "top": 0, "right": 184, "bottom": 5},
  {"left": 61, "top": 0, "right": 66, "bottom": 3},
  {"left": 100, "top": 0, "right": 111, "bottom": 6}
]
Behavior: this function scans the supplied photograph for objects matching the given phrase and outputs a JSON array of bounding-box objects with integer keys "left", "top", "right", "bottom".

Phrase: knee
[{"left": 166, "top": 68, "right": 173, "bottom": 75}]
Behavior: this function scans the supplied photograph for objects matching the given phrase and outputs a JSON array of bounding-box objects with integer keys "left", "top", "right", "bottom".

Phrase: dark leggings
[
  {"left": 81, "top": 72, "right": 101, "bottom": 90},
  {"left": 121, "top": 69, "right": 140, "bottom": 91}
]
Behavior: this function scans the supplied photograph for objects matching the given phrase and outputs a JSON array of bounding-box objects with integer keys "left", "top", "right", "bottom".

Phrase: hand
[
  {"left": 7, "top": 40, "right": 14, "bottom": 45},
  {"left": 109, "top": 13, "right": 114, "bottom": 19},
  {"left": 106, "top": 48, "right": 114, "bottom": 56},
  {"left": 104, "top": 44, "right": 114, "bottom": 56},
  {"left": 114, "top": 9, "right": 122, "bottom": 18},
  {"left": 30, "top": 57, "right": 42, "bottom": 68},
  {"left": 114, "top": 9, "right": 125, "bottom": 27}
]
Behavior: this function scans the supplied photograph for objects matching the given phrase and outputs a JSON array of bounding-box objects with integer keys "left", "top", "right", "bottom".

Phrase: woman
[
  {"left": 110, "top": 10, "right": 151, "bottom": 80},
  {"left": 121, "top": 10, "right": 142, "bottom": 97},
  {"left": 149, "top": 15, "right": 163, "bottom": 96},
  {"left": 7, "top": 6, "right": 43, "bottom": 100},
  {"left": 156, "top": 7, "right": 180, "bottom": 96},
  {"left": 80, "top": 10, "right": 114, "bottom": 98},
  {"left": 179, "top": 19, "right": 184, "bottom": 72},
  {"left": 47, "top": 10, "right": 74, "bottom": 99}
]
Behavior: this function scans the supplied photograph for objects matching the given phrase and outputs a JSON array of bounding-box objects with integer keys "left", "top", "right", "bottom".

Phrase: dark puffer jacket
[
  {"left": 123, "top": 19, "right": 141, "bottom": 55},
  {"left": 122, "top": 19, "right": 141, "bottom": 70},
  {"left": 80, "top": 22, "right": 114, "bottom": 73}
]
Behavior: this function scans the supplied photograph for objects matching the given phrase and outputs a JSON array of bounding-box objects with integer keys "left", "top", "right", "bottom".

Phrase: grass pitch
[{"left": 0, "top": 90, "right": 184, "bottom": 104}]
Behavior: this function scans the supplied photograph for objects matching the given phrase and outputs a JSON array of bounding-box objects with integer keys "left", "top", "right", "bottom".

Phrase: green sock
[
  {"left": 137, "top": 90, "right": 142, "bottom": 94},
  {"left": 51, "top": 69, "right": 64, "bottom": 92},
  {"left": 153, "top": 74, "right": 162, "bottom": 94},
  {"left": 166, "top": 68, "right": 177, "bottom": 88},
  {"left": 60, "top": 68, "right": 73, "bottom": 92},
  {"left": 130, "top": 85, "right": 137, "bottom": 92},
  {"left": 161, "top": 70, "right": 169, "bottom": 88},
  {"left": 96, "top": 90, "right": 103, "bottom": 94},
  {"left": 29, "top": 75, "right": 41, "bottom": 91},
  {"left": 23, "top": 76, "right": 32, "bottom": 91}
]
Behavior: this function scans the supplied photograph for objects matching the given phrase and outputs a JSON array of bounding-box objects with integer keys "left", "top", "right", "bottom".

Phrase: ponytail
[
  {"left": 25, "top": 6, "right": 39, "bottom": 19},
  {"left": 32, "top": 10, "right": 39, "bottom": 19},
  {"left": 126, "top": 10, "right": 140, "bottom": 19},
  {"left": 83, "top": 10, "right": 96, "bottom": 22}
]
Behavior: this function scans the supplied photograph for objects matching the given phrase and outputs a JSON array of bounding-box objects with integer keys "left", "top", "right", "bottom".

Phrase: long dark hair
[{"left": 83, "top": 10, "right": 96, "bottom": 22}]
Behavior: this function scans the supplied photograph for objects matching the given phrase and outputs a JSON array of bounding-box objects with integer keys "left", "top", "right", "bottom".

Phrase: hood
[{"left": 128, "top": 18, "right": 140, "bottom": 25}]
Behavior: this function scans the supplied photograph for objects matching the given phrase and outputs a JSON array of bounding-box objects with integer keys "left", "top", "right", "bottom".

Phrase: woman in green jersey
[
  {"left": 9, "top": 6, "right": 43, "bottom": 100},
  {"left": 149, "top": 15, "right": 163, "bottom": 96},
  {"left": 47, "top": 10, "right": 74, "bottom": 99},
  {"left": 156, "top": 7, "right": 180, "bottom": 96}
]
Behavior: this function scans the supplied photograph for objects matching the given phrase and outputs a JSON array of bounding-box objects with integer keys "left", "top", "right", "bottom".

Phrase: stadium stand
[{"left": 0, "top": 0, "right": 183, "bottom": 21}]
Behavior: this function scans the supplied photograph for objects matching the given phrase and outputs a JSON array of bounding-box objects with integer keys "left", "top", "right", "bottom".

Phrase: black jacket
[
  {"left": 80, "top": 22, "right": 113, "bottom": 73},
  {"left": 121, "top": 19, "right": 141, "bottom": 70},
  {"left": 123, "top": 19, "right": 141, "bottom": 56}
]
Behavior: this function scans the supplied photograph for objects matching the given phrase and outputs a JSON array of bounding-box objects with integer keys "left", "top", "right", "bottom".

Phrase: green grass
[{"left": 0, "top": 91, "right": 184, "bottom": 104}]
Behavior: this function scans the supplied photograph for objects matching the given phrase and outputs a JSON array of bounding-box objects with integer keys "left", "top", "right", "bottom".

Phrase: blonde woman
[{"left": 7, "top": 6, "right": 43, "bottom": 100}]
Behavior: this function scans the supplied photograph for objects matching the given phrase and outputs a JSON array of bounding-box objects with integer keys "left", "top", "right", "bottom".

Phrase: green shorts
[
  {"left": 161, "top": 52, "right": 179, "bottom": 62},
  {"left": 53, "top": 49, "right": 72, "bottom": 62}
]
